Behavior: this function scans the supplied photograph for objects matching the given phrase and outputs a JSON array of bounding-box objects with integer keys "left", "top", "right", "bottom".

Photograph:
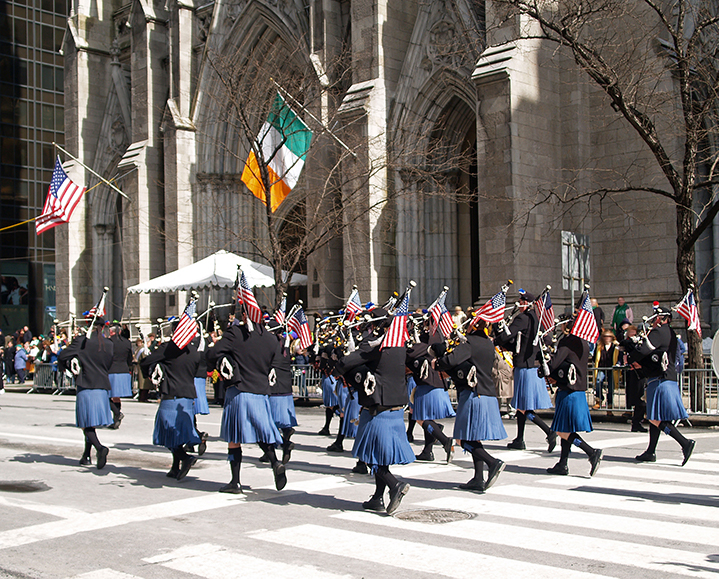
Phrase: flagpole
[
  {"left": 269, "top": 78, "right": 358, "bottom": 160},
  {"left": 53, "top": 142, "right": 131, "bottom": 201}
]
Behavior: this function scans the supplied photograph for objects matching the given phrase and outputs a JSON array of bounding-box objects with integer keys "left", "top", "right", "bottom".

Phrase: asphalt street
[{"left": 0, "top": 392, "right": 717, "bottom": 579}]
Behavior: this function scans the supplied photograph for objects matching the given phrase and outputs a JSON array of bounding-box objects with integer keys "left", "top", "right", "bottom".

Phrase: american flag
[
  {"left": 676, "top": 289, "right": 702, "bottom": 338},
  {"left": 36, "top": 157, "right": 86, "bottom": 235},
  {"left": 274, "top": 294, "right": 287, "bottom": 325},
  {"left": 428, "top": 290, "right": 453, "bottom": 338},
  {"left": 535, "top": 291, "right": 555, "bottom": 331},
  {"left": 381, "top": 290, "right": 410, "bottom": 349},
  {"left": 288, "top": 306, "right": 312, "bottom": 349},
  {"left": 571, "top": 293, "right": 599, "bottom": 344},
  {"left": 238, "top": 270, "right": 263, "bottom": 324},
  {"left": 345, "top": 288, "right": 363, "bottom": 321},
  {"left": 172, "top": 300, "right": 199, "bottom": 349},
  {"left": 472, "top": 290, "right": 506, "bottom": 326}
]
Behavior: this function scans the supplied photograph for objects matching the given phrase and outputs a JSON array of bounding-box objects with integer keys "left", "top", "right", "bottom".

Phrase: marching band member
[
  {"left": 268, "top": 330, "right": 298, "bottom": 465},
  {"left": 107, "top": 323, "right": 134, "bottom": 429},
  {"left": 494, "top": 290, "right": 556, "bottom": 452},
  {"left": 623, "top": 306, "right": 695, "bottom": 465},
  {"left": 318, "top": 343, "right": 341, "bottom": 436},
  {"left": 543, "top": 327, "right": 603, "bottom": 476},
  {"left": 433, "top": 319, "right": 507, "bottom": 491}
]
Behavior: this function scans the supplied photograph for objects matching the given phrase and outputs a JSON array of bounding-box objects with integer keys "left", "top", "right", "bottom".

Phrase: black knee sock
[
  {"left": 282, "top": 427, "right": 294, "bottom": 445},
  {"left": 82, "top": 437, "right": 92, "bottom": 458},
  {"left": 372, "top": 473, "right": 387, "bottom": 499},
  {"left": 526, "top": 412, "right": 553, "bottom": 436},
  {"left": 83, "top": 428, "right": 101, "bottom": 451},
  {"left": 171, "top": 448, "right": 182, "bottom": 471},
  {"left": 647, "top": 423, "right": 661, "bottom": 454},
  {"left": 116, "top": 400, "right": 122, "bottom": 412},
  {"left": 462, "top": 440, "right": 495, "bottom": 466},
  {"left": 632, "top": 403, "right": 645, "bottom": 426},
  {"left": 109, "top": 400, "right": 120, "bottom": 419},
  {"left": 660, "top": 421, "right": 690, "bottom": 447},
  {"left": 515, "top": 412, "right": 527, "bottom": 441},
  {"left": 323, "top": 408, "right": 334, "bottom": 429},
  {"left": 333, "top": 433, "right": 346, "bottom": 445},
  {"left": 258, "top": 442, "right": 279, "bottom": 466},
  {"left": 228, "top": 447, "right": 242, "bottom": 485},
  {"left": 407, "top": 417, "right": 416, "bottom": 436},
  {"left": 425, "top": 421, "right": 450, "bottom": 446},
  {"left": 337, "top": 417, "right": 345, "bottom": 436},
  {"left": 558, "top": 438, "right": 571, "bottom": 465},
  {"left": 470, "top": 451, "right": 484, "bottom": 481},
  {"left": 568, "top": 433, "right": 594, "bottom": 457},
  {"left": 421, "top": 427, "right": 434, "bottom": 453},
  {"left": 376, "top": 465, "right": 399, "bottom": 490}
]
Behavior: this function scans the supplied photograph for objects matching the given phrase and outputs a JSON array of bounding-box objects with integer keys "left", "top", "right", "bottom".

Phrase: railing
[{"left": 29, "top": 363, "right": 74, "bottom": 395}]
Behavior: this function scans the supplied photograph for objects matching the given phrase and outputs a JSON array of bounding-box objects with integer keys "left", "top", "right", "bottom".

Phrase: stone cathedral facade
[{"left": 57, "top": 0, "right": 718, "bottom": 331}]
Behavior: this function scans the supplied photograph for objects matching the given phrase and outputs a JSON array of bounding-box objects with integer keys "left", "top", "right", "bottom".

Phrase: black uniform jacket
[
  {"left": 58, "top": 331, "right": 114, "bottom": 390},
  {"left": 140, "top": 341, "right": 199, "bottom": 399},
  {"left": 191, "top": 335, "right": 207, "bottom": 379},
  {"left": 436, "top": 333, "right": 496, "bottom": 397},
  {"left": 205, "top": 324, "right": 279, "bottom": 395},
  {"left": 406, "top": 341, "right": 446, "bottom": 390},
  {"left": 334, "top": 336, "right": 408, "bottom": 409},
  {"left": 494, "top": 310, "right": 540, "bottom": 369},
  {"left": 108, "top": 334, "right": 133, "bottom": 374},
  {"left": 271, "top": 341, "right": 294, "bottom": 396},
  {"left": 548, "top": 334, "right": 588, "bottom": 392},
  {"left": 628, "top": 323, "right": 678, "bottom": 382}
]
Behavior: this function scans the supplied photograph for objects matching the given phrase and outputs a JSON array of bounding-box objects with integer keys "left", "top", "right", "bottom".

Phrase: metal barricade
[
  {"left": 679, "top": 368, "right": 719, "bottom": 414},
  {"left": 29, "top": 362, "right": 74, "bottom": 395},
  {"left": 292, "top": 364, "right": 323, "bottom": 400}
]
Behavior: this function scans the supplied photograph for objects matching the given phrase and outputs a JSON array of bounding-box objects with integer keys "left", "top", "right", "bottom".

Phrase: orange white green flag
[{"left": 241, "top": 92, "right": 313, "bottom": 212}]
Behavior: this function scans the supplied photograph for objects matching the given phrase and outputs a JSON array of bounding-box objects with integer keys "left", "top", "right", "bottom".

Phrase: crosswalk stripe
[
  {"left": 250, "top": 523, "right": 618, "bottom": 579},
  {"left": 415, "top": 495, "right": 719, "bottom": 546},
  {"left": 0, "top": 496, "right": 88, "bottom": 519},
  {"left": 543, "top": 474, "right": 719, "bottom": 497},
  {"left": 0, "top": 431, "right": 84, "bottom": 446},
  {"left": 67, "top": 570, "right": 143, "bottom": 579},
  {"left": 491, "top": 484, "right": 719, "bottom": 522},
  {"left": 653, "top": 458, "right": 718, "bottom": 473},
  {"left": 331, "top": 511, "right": 719, "bottom": 578},
  {"left": 257, "top": 474, "right": 355, "bottom": 492},
  {"left": 144, "top": 542, "right": 352, "bottom": 579},
  {"left": 599, "top": 465, "right": 719, "bottom": 486}
]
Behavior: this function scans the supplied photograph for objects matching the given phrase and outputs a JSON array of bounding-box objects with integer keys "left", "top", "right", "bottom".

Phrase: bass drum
[{"left": 710, "top": 328, "right": 719, "bottom": 380}]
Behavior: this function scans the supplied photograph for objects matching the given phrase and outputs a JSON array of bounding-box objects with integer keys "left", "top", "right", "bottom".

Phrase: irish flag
[{"left": 241, "top": 92, "right": 312, "bottom": 212}]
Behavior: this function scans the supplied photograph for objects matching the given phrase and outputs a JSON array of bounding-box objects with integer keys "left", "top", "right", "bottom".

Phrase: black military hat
[{"left": 518, "top": 289, "right": 535, "bottom": 302}]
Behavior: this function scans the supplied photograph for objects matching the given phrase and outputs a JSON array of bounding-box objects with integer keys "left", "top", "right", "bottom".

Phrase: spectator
[
  {"left": 611, "top": 297, "right": 633, "bottom": 333},
  {"left": 616, "top": 318, "right": 631, "bottom": 342},
  {"left": 4, "top": 339, "right": 16, "bottom": 384},
  {"left": 22, "top": 326, "right": 33, "bottom": 342},
  {"left": 14, "top": 343, "right": 28, "bottom": 384},
  {"left": 590, "top": 298, "right": 605, "bottom": 332},
  {"left": 675, "top": 333, "right": 687, "bottom": 374},
  {"left": 451, "top": 306, "right": 467, "bottom": 327},
  {"left": 593, "top": 329, "right": 619, "bottom": 413},
  {"left": 620, "top": 325, "right": 647, "bottom": 432}
]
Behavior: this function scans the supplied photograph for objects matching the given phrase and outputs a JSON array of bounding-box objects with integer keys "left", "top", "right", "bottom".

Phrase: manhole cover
[
  {"left": 0, "top": 480, "right": 50, "bottom": 493},
  {"left": 394, "top": 509, "right": 473, "bottom": 524}
]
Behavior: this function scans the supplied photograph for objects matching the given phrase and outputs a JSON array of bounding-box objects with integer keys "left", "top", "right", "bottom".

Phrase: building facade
[{"left": 58, "top": 0, "right": 718, "bottom": 332}]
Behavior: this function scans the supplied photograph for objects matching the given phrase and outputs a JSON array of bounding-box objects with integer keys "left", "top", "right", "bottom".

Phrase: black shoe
[
  {"left": 96, "top": 446, "right": 109, "bottom": 470},
  {"left": 318, "top": 427, "right": 331, "bottom": 436},
  {"left": 443, "top": 440, "right": 454, "bottom": 464},
  {"left": 485, "top": 460, "right": 506, "bottom": 490},
  {"left": 197, "top": 440, "right": 207, "bottom": 456},
  {"left": 362, "top": 496, "right": 385, "bottom": 512},
  {"left": 547, "top": 462, "right": 569, "bottom": 475},
  {"left": 258, "top": 453, "right": 271, "bottom": 463},
  {"left": 273, "top": 462, "right": 287, "bottom": 491},
  {"left": 547, "top": 432, "right": 557, "bottom": 453},
  {"left": 507, "top": 439, "right": 526, "bottom": 450},
  {"left": 351, "top": 461, "right": 368, "bottom": 474},
  {"left": 219, "top": 482, "right": 243, "bottom": 494},
  {"left": 681, "top": 440, "right": 696, "bottom": 467},
  {"left": 635, "top": 451, "right": 656, "bottom": 462},
  {"left": 110, "top": 412, "right": 124, "bottom": 430},
  {"left": 201, "top": 431, "right": 209, "bottom": 440},
  {"left": 386, "top": 482, "right": 410, "bottom": 515},
  {"left": 166, "top": 468, "right": 179, "bottom": 479},
  {"left": 588, "top": 449, "right": 603, "bottom": 477},
  {"left": 282, "top": 442, "right": 294, "bottom": 465},
  {"left": 326, "top": 442, "right": 345, "bottom": 453},
  {"left": 631, "top": 424, "right": 648, "bottom": 433},
  {"left": 458, "top": 478, "right": 485, "bottom": 492},
  {"left": 415, "top": 449, "right": 435, "bottom": 461},
  {"left": 79, "top": 455, "right": 91, "bottom": 466},
  {"left": 176, "top": 456, "right": 197, "bottom": 481}
]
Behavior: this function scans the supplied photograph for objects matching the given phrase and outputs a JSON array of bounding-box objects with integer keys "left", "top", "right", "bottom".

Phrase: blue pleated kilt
[
  {"left": 340, "top": 394, "right": 361, "bottom": 438},
  {"left": 220, "top": 387, "right": 282, "bottom": 445},
  {"left": 551, "top": 389, "right": 593, "bottom": 433},
  {"left": 269, "top": 393, "right": 298, "bottom": 429},
  {"left": 646, "top": 378, "right": 688, "bottom": 421},
  {"left": 337, "top": 383, "right": 349, "bottom": 410},
  {"left": 108, "top": 373, "right": 133, "bottom": 398},
  {"left": 352, "top": 408, "right": 416, "bottom": 467},
  {"left": 511, "top": 367, "right": 553, "bottom": 411},
  {"left": 412, "top": 383, "right": 456, "bottom": 421},
  {"left": 322, "top": 375, "right": 340, "bottom": 408},
  {"left": 76, "top": 388, "right": 113, "bottom": 428},
  {"left": 152, "top": 398, "right": 201, "bottom": 449},
  {"left": 453, "top": 389, "right": 507, "bottom": 441},
  {"left": 193, "top": 377, "right": 210, "bottom": 415},
  {"left": 406, "top": 375, "right": 416, "bottom": 412}
]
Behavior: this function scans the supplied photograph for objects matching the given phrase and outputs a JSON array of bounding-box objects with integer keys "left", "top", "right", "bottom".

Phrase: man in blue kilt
[
  {"left": 433, "top": 319, "right": 507, "bottom": 491},
  {"left": 623, "top": 306, "right": 695, "bottom": 465},
  {"left": 494, "top": 290, "right": 556, "bottom": 452},
  {"left": 140, "top": 334, "right": 202, "bottom": 480},
  {"left": 108, "top": 324, "right": 134, "bottom": 429},
  {"left": 334, "top": 308, "right": 415, "bottom": 515},
  {"left": 58, "top": 318, "right": 114, "bottom": 469},
  {"left": 206, "top": 312, "right": 286, "bottom": 494},
  {"left": 543, "top": 329, "right": 603, "bottom": 476}
]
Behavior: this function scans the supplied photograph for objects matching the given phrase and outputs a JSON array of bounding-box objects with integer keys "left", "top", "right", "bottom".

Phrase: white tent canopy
[{"left": 126, "top": 250, "right": 307, "bottom": 293}]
